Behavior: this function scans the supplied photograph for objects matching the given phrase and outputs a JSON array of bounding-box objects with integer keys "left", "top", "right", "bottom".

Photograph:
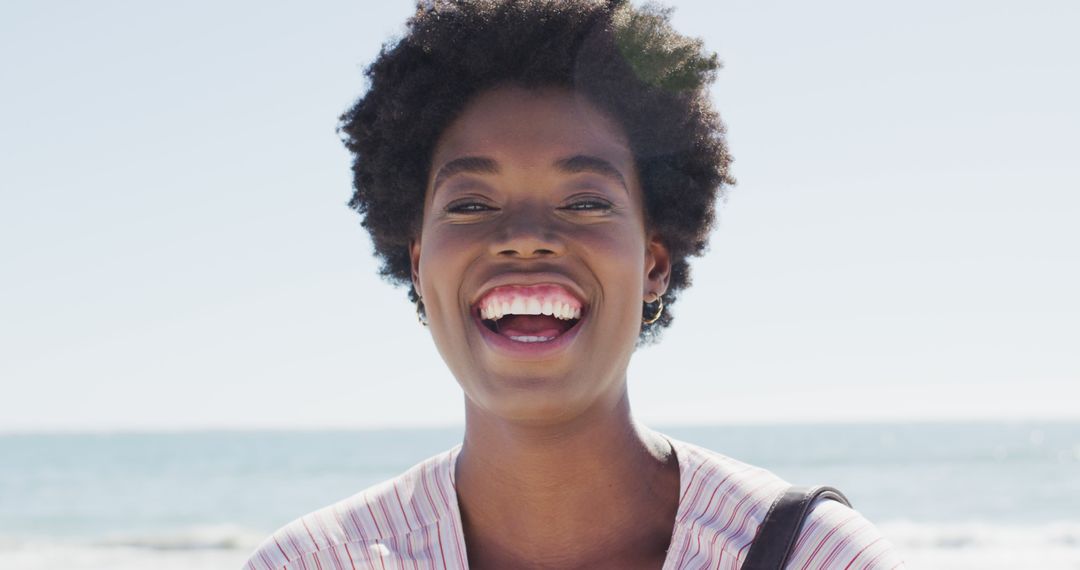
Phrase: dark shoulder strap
[{"left": 741, "top": 485, "right": 852, "bottom": 570}]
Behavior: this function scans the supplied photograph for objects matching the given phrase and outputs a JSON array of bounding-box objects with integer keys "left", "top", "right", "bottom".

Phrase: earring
[
  {"left": 643, "top": 293, "right": 664, "bottom": 325},
  {"left": 416, "top": 296, "right": 428, "bottom": 327}
]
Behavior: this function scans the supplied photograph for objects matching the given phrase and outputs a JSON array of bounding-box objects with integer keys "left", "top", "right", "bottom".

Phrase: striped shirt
[{"left": 243, "top": 435, "right": 905, "bottom": 569}]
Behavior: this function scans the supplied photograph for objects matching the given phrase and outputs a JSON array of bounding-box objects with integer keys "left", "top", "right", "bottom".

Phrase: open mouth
[{"left": 473, "top": 284, "right": 585, "bottom": 344}]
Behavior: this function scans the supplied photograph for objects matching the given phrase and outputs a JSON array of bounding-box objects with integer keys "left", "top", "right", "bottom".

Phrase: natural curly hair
[{"left": 338, "top": 0, "right": 734, "bottom": 344}]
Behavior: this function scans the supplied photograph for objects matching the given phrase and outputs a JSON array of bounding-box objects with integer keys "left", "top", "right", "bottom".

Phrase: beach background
[
  {"left": 2, "top": 422, "right": 1080, "bottom": 569},
  {"left": 2, "top": 0, "right": 1077, "bottom": 568}
]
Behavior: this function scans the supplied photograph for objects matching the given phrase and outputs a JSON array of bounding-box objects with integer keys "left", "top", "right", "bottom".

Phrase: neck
[{"left": 454, "top": 388, "right": 680, "bottom": 568}]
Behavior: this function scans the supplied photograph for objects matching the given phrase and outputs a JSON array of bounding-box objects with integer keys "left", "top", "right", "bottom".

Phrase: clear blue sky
[{"left": 1, "top": 0, "right": 1077, "bottom": 432}]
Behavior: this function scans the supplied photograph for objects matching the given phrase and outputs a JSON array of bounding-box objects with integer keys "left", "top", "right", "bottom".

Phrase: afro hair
[{"left": 338, "top": 0, "right": 734, "bottom": 344}]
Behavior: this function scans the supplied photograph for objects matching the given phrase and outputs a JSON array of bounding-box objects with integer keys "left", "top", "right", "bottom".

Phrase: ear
[
  {"left": 643, "top": 233, "right": 671, "bottom": 299},
  {"left": 409, "top": 237, "right": 422, "bottom": 296}
]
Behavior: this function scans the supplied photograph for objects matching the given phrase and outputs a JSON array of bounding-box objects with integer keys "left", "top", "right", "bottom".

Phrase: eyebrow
[
  {"left": 431, "top": 156, "right": 500, "bottom": 193},
  {"left": 553, "top": 155, "right": 628, "bottom": 193},
  {"left": 431, "top": 154, "right": 629, "bottom": 195}
]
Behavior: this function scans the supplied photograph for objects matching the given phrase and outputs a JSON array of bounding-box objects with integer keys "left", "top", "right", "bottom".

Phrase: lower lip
[{"left": 472, "top": 310, "right": 586, "bottom": 359}]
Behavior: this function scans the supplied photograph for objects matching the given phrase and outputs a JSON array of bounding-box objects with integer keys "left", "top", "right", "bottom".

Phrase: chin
[{"left": 459, "top": 368, "right": 621, "bottom": 426}]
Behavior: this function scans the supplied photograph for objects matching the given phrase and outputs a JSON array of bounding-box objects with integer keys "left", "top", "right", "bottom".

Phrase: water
[{"left": 1, "top": 421, "right": 1078, "bottom": 569}]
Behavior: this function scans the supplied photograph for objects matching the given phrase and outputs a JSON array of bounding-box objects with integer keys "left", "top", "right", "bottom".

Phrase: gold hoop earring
[
  {"left": 416, "top": 296, "right": 428, "bottom": 327},
  {"left": 643, "top": 293, "right": 664, "bottom": 325}
]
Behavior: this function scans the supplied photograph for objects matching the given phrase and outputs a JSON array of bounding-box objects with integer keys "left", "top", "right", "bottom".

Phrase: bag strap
[{"left": 740, "top": 485, "right": 852, "bottom": 570}]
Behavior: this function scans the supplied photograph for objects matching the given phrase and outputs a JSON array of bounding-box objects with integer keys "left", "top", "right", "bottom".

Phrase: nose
[{"left": 488, "top": 205, "right": 565, "bottom": 258}]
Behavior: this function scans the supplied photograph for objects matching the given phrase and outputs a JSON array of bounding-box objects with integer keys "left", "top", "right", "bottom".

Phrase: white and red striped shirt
[{"left": 243, "top": 435, "right": 905, "bottom": 569}]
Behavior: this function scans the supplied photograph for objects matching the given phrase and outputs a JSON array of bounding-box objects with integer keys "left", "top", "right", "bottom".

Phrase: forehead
[{"left": 430, "top": 86, "right": 635, "bottom": 174}]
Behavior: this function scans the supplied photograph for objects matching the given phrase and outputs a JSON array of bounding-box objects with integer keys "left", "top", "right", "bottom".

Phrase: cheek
[
  {"left": 579, "top": 226, "right": 648, "bottom": 304},
  {"left": 588, "top": 222, "right": 647, "bottom": 268},
  {"left": 419, "top": 224, "right": 470, "bottom": 270},
  {"left": 416, "top": 225, "right": 482, "bottom": 309}
]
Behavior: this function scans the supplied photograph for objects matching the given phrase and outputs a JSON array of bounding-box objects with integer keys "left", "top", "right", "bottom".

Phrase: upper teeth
[{"left": 478, "top": 296, "right": 582, "bottom": 321}]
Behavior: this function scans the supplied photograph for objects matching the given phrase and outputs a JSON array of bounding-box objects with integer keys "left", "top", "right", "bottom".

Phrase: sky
[{"left": 1, "top": 0, "right": 1077, "bottom": 432}]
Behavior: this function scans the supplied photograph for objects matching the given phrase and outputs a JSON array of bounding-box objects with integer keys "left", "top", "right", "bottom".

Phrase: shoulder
[
  {"left": 242, "top": 446, "right": 463, "bottom": 570},
  {"left": 786, "top": 499, "right": 907, "bottom": 569},
  {"left": 664, "top": 437, "right": 794, "bottom": 566},
  {"left": 669, "top": 437, "right": 793, "bottom": 527},
  {"left": 663, "top": 437, "right": 906, "bottom": 569}
]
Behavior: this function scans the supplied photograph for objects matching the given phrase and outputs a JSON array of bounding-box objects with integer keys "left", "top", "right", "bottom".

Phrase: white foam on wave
[
  {"left": 879, "top": 520, "right": 1080, "bottom": 570},
  {"left": 3, "top": 521, "right": 1080, "bottom": 570},
  {"left": 93, "top": 523, "right": 266, "bottom": 551},
  {"left": 0, "top": 525, "right": 265, "bottom": 570},
  {"left": 0, "top": 543, "right": 248, "bottom": 570}
]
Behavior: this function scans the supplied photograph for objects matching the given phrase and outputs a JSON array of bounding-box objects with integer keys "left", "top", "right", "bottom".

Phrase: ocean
[{"left": 1, "top": 421, "right": 1078, "bottom": 569}]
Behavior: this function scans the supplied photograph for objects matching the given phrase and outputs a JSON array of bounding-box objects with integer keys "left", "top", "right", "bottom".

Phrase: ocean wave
[
  {"left": 0, "top": 532, "right": 255, "bottom": 570},
  {"left": 3, "top": 521, "right": 1080, "bottom": 570},
  {"left": 876, "top": 520, "right": 1080, "bottom": 570},
  {"left": 879, "top": 519, "right": 1080, "bottom": 549},
  {"left": 0, "top": 524, "right": 264, "bottom": 551},
  {"left": 91, "top": 524, "right": 266, "bottom": 551}
]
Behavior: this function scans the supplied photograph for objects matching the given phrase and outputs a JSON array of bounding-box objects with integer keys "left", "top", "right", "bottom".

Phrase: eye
[
  {"left": 561, "top": 198, "right": 613, "bottom": 212},
  {"left": 446, "top": 201, "right": 497, "bottom": 214}
]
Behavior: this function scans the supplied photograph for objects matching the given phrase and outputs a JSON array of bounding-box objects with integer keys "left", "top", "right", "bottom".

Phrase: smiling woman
[
  {"left": 243, "top": 1, "right": 904, "bottom": 569},
  {"left": 415, "top": 87, "right": 664, "bottom": 424}
]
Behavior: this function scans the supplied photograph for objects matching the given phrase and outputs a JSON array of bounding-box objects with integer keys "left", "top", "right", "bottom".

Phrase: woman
[{"left": 245, "top": 1, "right": 904, "bottom": 568}]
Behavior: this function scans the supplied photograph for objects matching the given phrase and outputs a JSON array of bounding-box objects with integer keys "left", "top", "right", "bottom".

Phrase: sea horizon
[
  {"left": 2, "top": 420, "right": 1078, "bottom": 569},
  {"left": 6, "top": 415, "right": 1080, "bottom": 435}
]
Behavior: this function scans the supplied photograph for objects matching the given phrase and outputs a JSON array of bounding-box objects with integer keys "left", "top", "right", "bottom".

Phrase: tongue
[{"left": 495, "top": 315, "right": 572, "bottom": 338}]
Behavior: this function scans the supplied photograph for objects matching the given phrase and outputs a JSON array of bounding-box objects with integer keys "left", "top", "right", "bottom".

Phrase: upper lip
[{"left": 470, "top": 272, "right": 589, "bottom": 309}]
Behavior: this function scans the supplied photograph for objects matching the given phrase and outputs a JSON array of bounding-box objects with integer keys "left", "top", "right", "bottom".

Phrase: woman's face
[{"left": 410, "top": 86, "right": 670, "bottom": 424}]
